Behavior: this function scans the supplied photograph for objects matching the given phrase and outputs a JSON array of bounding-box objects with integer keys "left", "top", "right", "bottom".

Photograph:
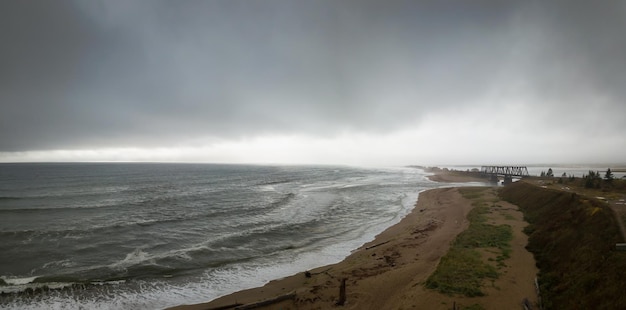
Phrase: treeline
[
  {"left": 540, "top": 168, "right": 622, "bottom": 189},
  {"left": 581, "top": 169, "right": 614, "bottom": 189}
]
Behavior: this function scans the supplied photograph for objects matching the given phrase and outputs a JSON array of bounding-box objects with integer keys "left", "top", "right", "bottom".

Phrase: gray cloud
[{"left": 1, "top": 0, "right": 625, "bottom": 160}]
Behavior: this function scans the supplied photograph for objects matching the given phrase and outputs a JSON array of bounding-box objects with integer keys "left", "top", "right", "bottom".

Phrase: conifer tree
[{"left": 605, "top": 168, "right": 614, "bottom": 183}]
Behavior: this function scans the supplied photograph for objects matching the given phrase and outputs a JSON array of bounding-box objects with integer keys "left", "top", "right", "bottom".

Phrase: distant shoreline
[{"left": 425, "top": 169, "right": 488, "bottom": 183}]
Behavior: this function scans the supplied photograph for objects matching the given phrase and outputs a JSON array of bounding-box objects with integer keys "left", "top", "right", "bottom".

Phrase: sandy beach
[
  {"left": 170, "top": 182, "right": 538, "bottom": 310},
  {"left": 425, "top": 169, "right": 488, "bottom": 183}
]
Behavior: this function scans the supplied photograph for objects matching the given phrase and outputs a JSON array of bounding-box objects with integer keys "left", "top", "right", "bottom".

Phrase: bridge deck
[{"left": 481, "top": 166, "right": 529, "bottom": 177}]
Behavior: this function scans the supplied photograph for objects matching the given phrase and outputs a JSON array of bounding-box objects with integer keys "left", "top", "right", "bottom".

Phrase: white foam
[
  {"left": 41, "top": 259, "right": 75, "bottom": 269},
  {"left": 257, "top": 185, "right": 276, "bottom": 192},
  {"left": 110, "top": 248, "right": 153, "bottom": 270},
  {"left": 1, "top": 276, "right": 37, "bottom": 285}
]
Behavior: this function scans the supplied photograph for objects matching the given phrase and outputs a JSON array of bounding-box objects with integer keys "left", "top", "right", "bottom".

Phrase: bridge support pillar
[
  {"left": 489, "top": 175, "right": 499, "bottom": 183},
  {"left": 503, "top": 175, "right": 513, "bottom": 185}
]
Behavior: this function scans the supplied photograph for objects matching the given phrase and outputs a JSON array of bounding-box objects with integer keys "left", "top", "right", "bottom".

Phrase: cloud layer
[{"left": 1, "top": 1, "right": 625, "bottom": 164}]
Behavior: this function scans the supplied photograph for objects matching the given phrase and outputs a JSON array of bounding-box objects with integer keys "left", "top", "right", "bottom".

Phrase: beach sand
[
  {"left": 425, "top": 170, "right": 488, "bottom": 183},
  {"left": 170, "top": 184, "right": 537, "bottom": 309}
]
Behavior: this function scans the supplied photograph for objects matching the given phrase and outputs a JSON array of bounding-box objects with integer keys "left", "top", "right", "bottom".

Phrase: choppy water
[{"left": 0, "top": 163, "right": 447, "bottom": 309}]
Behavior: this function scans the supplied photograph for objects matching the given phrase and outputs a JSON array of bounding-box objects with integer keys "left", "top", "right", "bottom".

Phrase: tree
[
  {"left": 584, "top": 170, "right": 602, "bottom": 188},
  {"left": 605, "top": 168, "right": 614, "bottom": 183},
  {"left": 547, "top": 168, "right": 554, "bottom": 177}
]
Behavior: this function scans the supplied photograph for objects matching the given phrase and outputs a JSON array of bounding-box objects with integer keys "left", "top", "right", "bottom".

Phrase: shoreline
[
  {"left": 169, "top": 169, "right": 539, "bottom": 309},
  {"left": 169, "top": 186, "right": 477, "bottom": 310},
  {"left": 425, "top": 169, "right": 488, "bottom": 183}
]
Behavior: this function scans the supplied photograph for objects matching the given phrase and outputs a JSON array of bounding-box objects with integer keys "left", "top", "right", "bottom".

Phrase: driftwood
[
  {"left": 335, "top": 278, "right": 347, "bottom": 306},
  {"left": 206, "top": 304, "right": 244, "bottom": 310},
  {"left": 365, "top": 240, "right": 390, "bottom": 250},
  {"left": 535, "top": 277, "right": 543, "bottom": 310},
  {"left": 522, "top": 298, "right": 533, "bottom": 310},
  {"left": 233, "top": 292, "right": 296, "bottom": 310}
]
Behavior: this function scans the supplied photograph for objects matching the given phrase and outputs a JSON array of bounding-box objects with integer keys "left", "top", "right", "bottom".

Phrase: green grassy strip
[
  {"left": 425, "top": 247, "right": 498, "bottom": 296},
  {"left": 425, "top": 188, "right": 512, "bottom": 297}
]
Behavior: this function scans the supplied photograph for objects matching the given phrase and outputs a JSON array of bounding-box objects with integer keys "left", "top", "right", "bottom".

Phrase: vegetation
[
  {"left": 605, "top": 168, "right": 614, "bottom": 183},
  {"left": 540, "top": 168, "right": 554, "bottom": 177},
  {"left": 544, "top": 168, "right": 626, "bottom": 191},
  {"left": 426, "top": 188, "right": 512, "bottom": 297},
  {"left": 500, "top": 181, "right": 626, "bottom": 309},
  {"left": 583, "top": 170, "right": 603, "bottom": 188}
]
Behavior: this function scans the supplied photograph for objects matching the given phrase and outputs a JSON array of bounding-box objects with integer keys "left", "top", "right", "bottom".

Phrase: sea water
[{"left": 0, "top": 163, "right": 447, "bottom": 309}]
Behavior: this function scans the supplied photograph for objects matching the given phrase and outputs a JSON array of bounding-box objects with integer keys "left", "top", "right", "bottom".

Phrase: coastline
[
  {"left": 169, "top": 186, "right": 476, "bottom": 310},
  {"left": 170, "top": 169, "right": 538, "bottom": 309},
  {"left": 425, "top": 169, "right": 488, "bottom": 183}
]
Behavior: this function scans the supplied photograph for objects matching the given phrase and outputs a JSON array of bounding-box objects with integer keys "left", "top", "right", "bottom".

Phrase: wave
[
  {"left": 0, "top": 216, "right": 186, "bottom": 241},
  {"left": 0, "top": 216, "right": 191, "bottom": 241},
  {"left": 1, "top": 266, "right": 164, "bottom": 296},
  {"left": 0, "top": 275, "right": 128, "bottom": 297},
  {"left": 254, "top": 192, "right": 296, "bottom": 214},
  {"left": 0, "top": 196, "right": 22, "bottom": 201},
  {"left": 0, "top": 193, "right": 257, "bottom": 235},
  {"left": 0, "top": 198, "right": 145, "bottom": 212},
  {"left": 0, "top": 185, "right": 244, "bottom": 213},
  {"left": 3, "top": 216, "right": 333, "bottom": 288},
  {"left": 257, "top": 179, "right": 293, "bottom": 186},
  {"left": 0, "top": 245, "right": 250, "bottom": 297}
]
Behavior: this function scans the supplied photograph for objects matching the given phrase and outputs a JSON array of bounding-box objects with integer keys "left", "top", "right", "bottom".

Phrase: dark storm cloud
[
  {"left": 1, "top": 0, "right": 625, "bottom": 152},
  {"left": 504, "top": 1, "right": 626, "bottom": 130}
]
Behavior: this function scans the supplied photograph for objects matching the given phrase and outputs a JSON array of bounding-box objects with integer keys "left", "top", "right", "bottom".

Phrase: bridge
[{"left": 481, "top": 166, "right": 529, "bottom": 184}]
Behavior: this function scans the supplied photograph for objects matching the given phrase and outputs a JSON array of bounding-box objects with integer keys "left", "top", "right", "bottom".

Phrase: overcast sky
[{"left": 1, "top": 0, "right": 625, "bottom": 166}]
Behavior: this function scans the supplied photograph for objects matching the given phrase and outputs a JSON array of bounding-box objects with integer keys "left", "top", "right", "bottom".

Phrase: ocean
[{"left": 0, "top": 163, "right": 454, "bottom": 309}]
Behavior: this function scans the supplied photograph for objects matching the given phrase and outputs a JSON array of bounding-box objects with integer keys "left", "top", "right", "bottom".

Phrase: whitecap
[
  {"left": 109, "top": 248, "right": 154, "bottom": 270},
  {"left": 1, "top": 276, "right": 37, "bottom": 285}
]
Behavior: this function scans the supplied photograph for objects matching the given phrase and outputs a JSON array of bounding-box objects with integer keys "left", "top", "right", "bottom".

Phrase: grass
[
  {"left": 458, "top": 187, "right": 489, "bottom": 200},
  {"left": 425, "top": 188, "right": 512, "bottom": 297},
  {"left": 502, "top": 213, "right": 516, "bottom": 220},
  {"left": 500, "top": 181, "right": 626, "bottom": 309},
  {"left": 425, "top": 247, "right": 498, "bottom": 296}
]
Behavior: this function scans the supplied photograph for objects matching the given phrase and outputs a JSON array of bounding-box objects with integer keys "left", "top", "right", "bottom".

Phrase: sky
[{"left": 1, "top": 0, "right": 625, "bottom": 166}]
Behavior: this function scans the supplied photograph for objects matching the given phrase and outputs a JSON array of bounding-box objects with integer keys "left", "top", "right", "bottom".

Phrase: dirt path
[
  {"left": 474, "top": 190, "right": 540, "bottom": 309},
  {"left": 608, "top": 198, "right": 626, "bottom": 242}
]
